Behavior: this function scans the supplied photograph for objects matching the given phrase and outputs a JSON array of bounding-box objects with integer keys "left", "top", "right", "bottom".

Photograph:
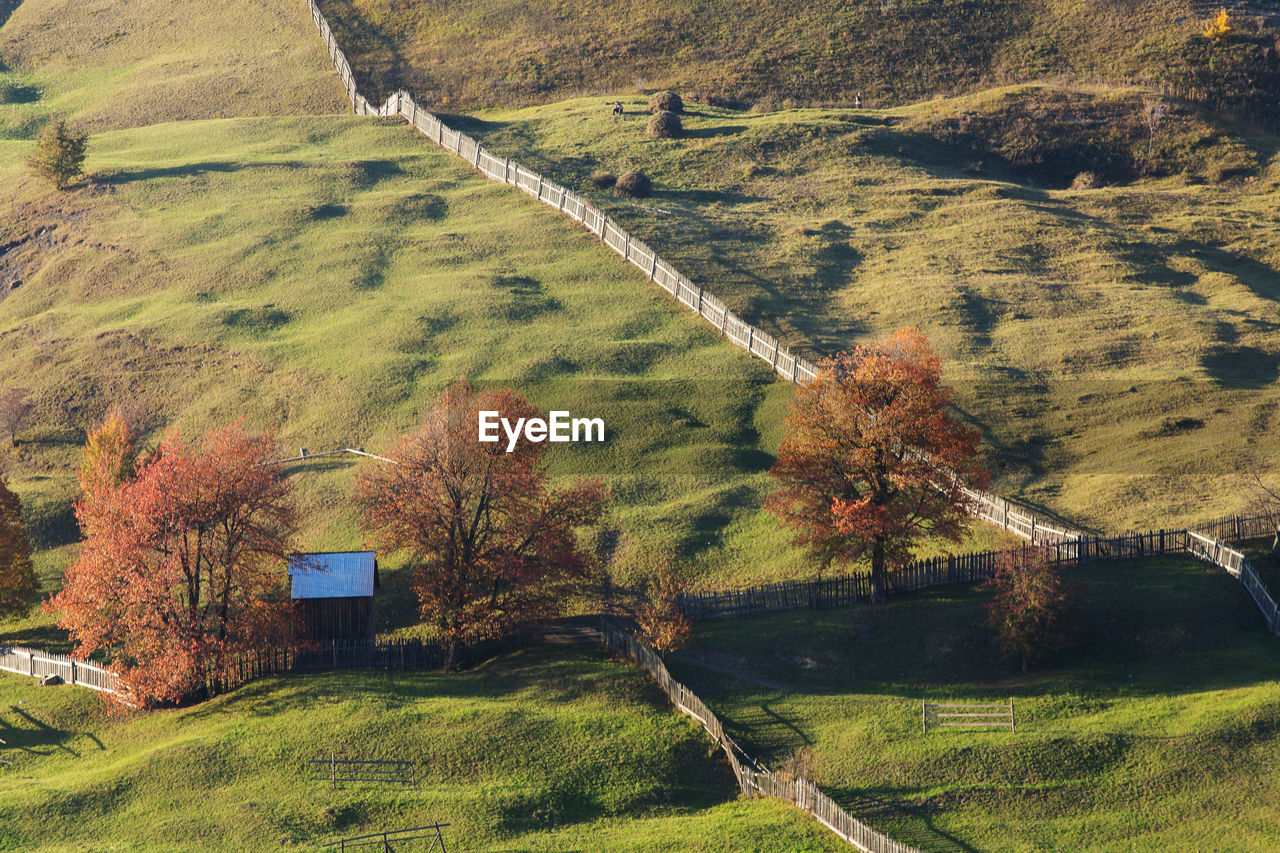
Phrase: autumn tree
[
  {"left": 984, "top": 546, "right": 1075, "bottom": 671},
  {"left": 768, "top": 328, "right": 984, "bottom": 603},
  {"left": 0, "top": 387, "right": 33, "bottom": 447},
  {"left": 634, "top": 561, "right": 692, "bottom": 652},
  {"left": 357, "top": 381, "right": 606, "bottom": 659},
  {"left": 1203, "top": 8, "right": 1232, "bottom": 41},
  {"left": 51, "top": 419, "right": 296, "bottom": 707},
  {"left": 0, "top": 478, "right": 37, "bottom": 617}
]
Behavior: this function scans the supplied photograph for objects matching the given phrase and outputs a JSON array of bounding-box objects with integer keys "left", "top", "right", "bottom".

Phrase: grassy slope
[
  {"left": 0, "top": 0, "right": 348, "bottom": 136},
  {"left": 435, "top": 91, "right": 1280, "bottom": 530},
  {"left": 316, "top": 0, "right": 1277, "bottom": 112},
  {"left": 0, "top": 0, "right": 1019, "bottom": 654},
  {"left": 0, "top": 644, "right": 846, "bottom": 851},
  {"left": 666, "top": 556, "right": 1280, "bottom": 851}
]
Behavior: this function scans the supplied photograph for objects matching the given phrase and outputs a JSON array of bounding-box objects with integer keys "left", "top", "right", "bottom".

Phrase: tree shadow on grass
[
  {"left": 0, "top": 623, "right": 73, "bottom": 653},
  {"left": 683, "top": 124, "right": 749, "bottom": 140},
  {"left": 96, "top": 161, "right": 242, "bottom": 184},
  {"left": 832, "top": 788, "right": 980, "bottom": 853},
  {"left": 1, "top": 705, "right": 103, "bottom": 758}
]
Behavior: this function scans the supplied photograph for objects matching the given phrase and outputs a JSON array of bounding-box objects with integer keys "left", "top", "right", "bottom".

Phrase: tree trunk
[{"left": 869, "top": 538, "right": 886, "bottom": 604}]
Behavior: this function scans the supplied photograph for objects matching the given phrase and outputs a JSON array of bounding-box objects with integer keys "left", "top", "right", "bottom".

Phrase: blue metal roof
[{"left": 289, "top": 551, "right": 377, "bottom": 599}]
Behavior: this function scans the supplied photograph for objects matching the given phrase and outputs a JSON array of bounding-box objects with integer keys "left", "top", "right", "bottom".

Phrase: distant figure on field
[
  {"left": 612, "top": 101, "right": 624, "bottom": 117},
  {"left": 855, "top": 92, "right": 863, "bottom": 109}
]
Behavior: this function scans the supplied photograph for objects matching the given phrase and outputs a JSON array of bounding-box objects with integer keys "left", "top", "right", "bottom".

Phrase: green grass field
[
  {"left": 666, "top": 555, "right": 1280, "bottom": 851},
  {"left": 0, "top": 644, "right": 847, "bottom": 851}
]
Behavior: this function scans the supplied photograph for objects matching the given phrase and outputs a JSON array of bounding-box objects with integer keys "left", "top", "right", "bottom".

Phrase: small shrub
[
  {"left": 647, "top": 90, "right": 683, "bottom": 114},
  {"left": 1070, "top": 170, "right": 1103, "bottom": 189},
  {"left": 613, "top": 170, "right": 651, "bottom": 198},
  {"left": 750, "top": 96, "right": 781, "bottom": 114},
  {"left": 29, "top": 117, "right": 87, "bottom": 190},
  {"left": 586, "top": 170, "right": 617, "bottom": 189},
  {"left": 646, "top": 110, "right": 682, "bottom": 139},
  {"left": 984, "top": 547, "right": 1075, "bottom": 671},
  {"left": 1203, "top": 8, "right": 1232, "bottom": 41}
]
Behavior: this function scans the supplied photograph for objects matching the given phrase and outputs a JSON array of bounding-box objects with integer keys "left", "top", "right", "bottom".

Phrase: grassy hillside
[
  {"left": 666, "top": 556, "right": 1280, "bottom": 851},
  {"left": 0, "top": 644, "right": 846, "bottom": 851},
  {"left": 317, "top": 0, "right": 1280, "bottom": 116},
  {"left": 0, "top": 0, "right": 1016, "bottom": 657},
  {"left": 0, "top": 0, "right": 348, "bottom": 136},
  {"left": 438, "top": 89, "right": 1280, "bottom": 530}
]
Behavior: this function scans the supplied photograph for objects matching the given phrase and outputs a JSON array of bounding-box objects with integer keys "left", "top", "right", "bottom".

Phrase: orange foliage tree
[
  {"left": 0, "top": 477, "right": 37, "bottom": 616},
  {"left": 51, "top": 418, "right": 296, "bottom": 707},
  {"left": 356, "top": 381, "right": 606, "bottom": 658},
  {"left": 634, "top": 562, "right": 692, "bottom": 652},
  {"left": 768, "top": 328, "right": 984, "bottom": 603}
]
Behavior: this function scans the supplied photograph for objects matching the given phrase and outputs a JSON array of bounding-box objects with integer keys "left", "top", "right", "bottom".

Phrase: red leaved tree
[
  {"left": 51, "top": 418, "right": 296, "bottom": 707},
  {"left": 0, "top": 477, "right": 37, "bottom": 616},
  {"left": 984, "top": 546, "right": 1075, "bottom": 671},
  {"left": 357, "top": 380, "right": 606, "bottom": 659},
  {"left": 768, "top": 328, "right": 984, "bottom": 603}
]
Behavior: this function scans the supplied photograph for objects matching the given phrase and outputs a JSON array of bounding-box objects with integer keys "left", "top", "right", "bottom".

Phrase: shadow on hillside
[
  {"left": 0, "top": 706, "right": 103, "bottom": 758},
  {"left": 674, "top": 560, "right": 1280, "bottom": 702},
  {"left": 683, "top": 124, "right": 748, "bottom": 140},
  {"left": 833, "top": 789, "right": 980, "bottom": 853},
  {"left": 0, "top": 0, "right": 21, "bottom": 32},
  {"left": 97, "top": 159, "right": 314, "bottom": 185},
  {"left": 97, "top": 161, "right": 241, "bottom": 184},
  {"left": 0, "top": 623, "right": 73, "bottom": 653},
  {"left": 181, "top": 645, "right": 651, "bottom": 719}
]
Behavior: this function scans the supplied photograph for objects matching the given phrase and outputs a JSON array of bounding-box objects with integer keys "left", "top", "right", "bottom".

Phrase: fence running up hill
[
  {"left": 301, "top": 0, "right": 1085, "bottom": 550},
  {"left": 599, "top": 620, "right": 921, "bottom": 853}
]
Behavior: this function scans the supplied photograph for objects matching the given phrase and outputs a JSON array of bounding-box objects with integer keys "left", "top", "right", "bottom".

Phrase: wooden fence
[
  {"left": 300, "top": 0, "right": 1086, "bottom": 549},
  {"left": 309, "top": 753, "right": 417, "bottom": 788},
  {"left": 599, "top": 619, "right": 921, "bottom": 853},
  {"left": 0, "top": 638, "right": 451, "bottom": 703},
  {"left": 922, "top": 700, "right": 1014, "bottom": 733},
  {"left": 1186, "top": 530, "right": 1280, "bottom": 633},
  {"left": 679, "top": 530, "right": 1191, "bottom": 620},
  {"left": 323, "top": 824, "right": 449, "bottom": 852},
  {"left": 0, "top": 644, "right": 122, "bottom": 695},
  {"left": 1191, "top": 512, "right": 1275, "bottom": 545}
]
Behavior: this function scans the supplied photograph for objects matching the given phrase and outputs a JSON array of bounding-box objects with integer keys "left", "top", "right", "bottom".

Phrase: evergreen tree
[{"left": 29, "top": 118, "right": 88, "bottom": 190}]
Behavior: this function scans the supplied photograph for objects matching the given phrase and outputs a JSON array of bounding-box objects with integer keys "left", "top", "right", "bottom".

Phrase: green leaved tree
[{"left": 29, "top": 118, "right": 88, "bottom": 190}]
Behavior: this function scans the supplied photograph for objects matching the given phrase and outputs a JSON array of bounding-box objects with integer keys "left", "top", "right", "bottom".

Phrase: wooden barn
[{"left": 289, "top": 551, "right": 380, "bottom": 644}]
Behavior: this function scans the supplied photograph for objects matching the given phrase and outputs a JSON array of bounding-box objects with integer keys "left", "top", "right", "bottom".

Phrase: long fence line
[
  {"left": 679, "top": 529, "right": 1191, "bottom": 620},
  {"left": 301, "top": 0, "right": 1085, "bottom": 549},
  {"left": 1192, "top": 511, "right": 1276, "bottom": 544},
  {"left": 599, "top": 620, "right": 921, "bottom": 853},
  {"left": 681, "top": 518, "right": 1280, "bottom": 634},
  {"left": 0, "top": 638, "right": 454, "bottom": 703}
]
